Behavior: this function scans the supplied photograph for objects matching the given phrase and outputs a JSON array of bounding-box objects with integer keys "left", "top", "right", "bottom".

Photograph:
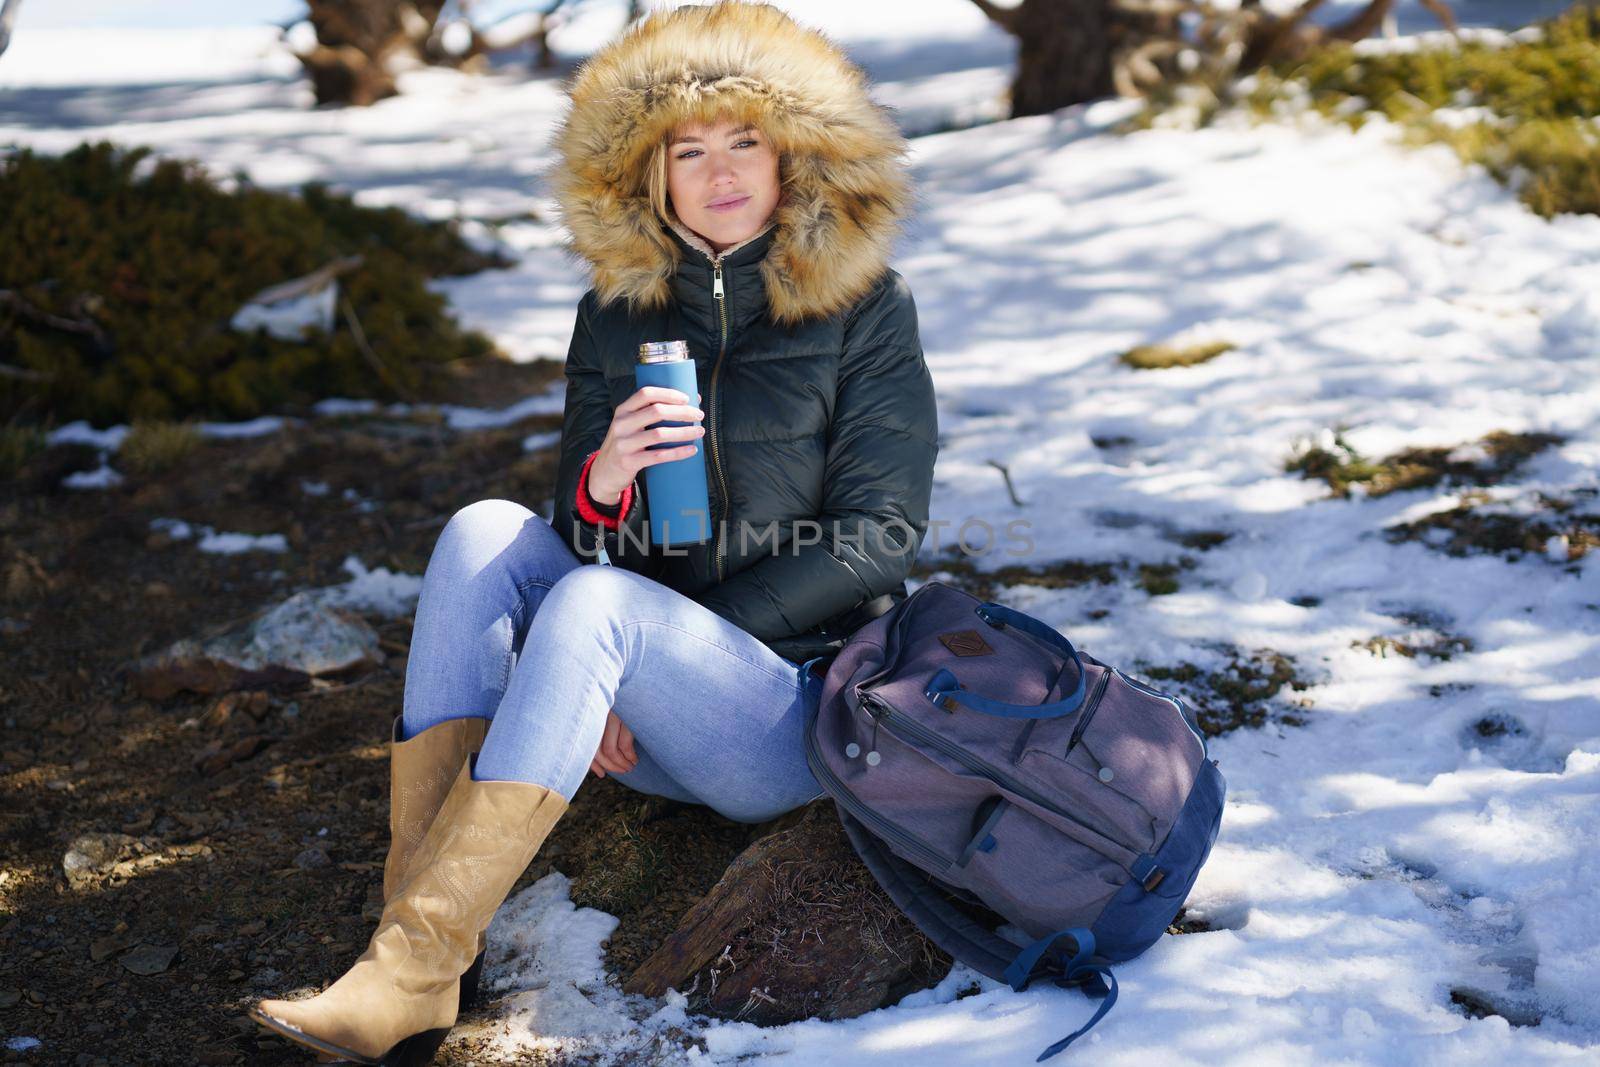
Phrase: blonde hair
[{"left": 646, "top": 138, "right": 672, "bottom": 226}]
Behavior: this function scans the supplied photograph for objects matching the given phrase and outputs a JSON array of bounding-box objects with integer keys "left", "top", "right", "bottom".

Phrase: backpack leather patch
[{"left": 938, "top": 629, "right": 994, "bottom": 657}]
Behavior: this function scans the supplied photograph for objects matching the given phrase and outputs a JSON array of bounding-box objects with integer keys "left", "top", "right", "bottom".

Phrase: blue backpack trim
[
  {"left": 1002, "top": 927, "right": 1121, "bottom": 1061},
  {"left": 1091, "top": 758, "right": 1227, "bottom": 963},
  {"left": 920, "top": 603, "right": 1089, "bottom": 719}
]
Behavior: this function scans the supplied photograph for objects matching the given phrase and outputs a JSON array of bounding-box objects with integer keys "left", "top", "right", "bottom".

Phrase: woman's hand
[
  {"left": 589, "top": 710, "right": 638, "bottom": 778},
  {"left": 588, "top": 387, "right": 705, "bottom": 505}
]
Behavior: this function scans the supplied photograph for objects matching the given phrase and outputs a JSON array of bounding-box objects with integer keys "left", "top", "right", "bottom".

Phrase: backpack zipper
[
  {"left": 707, "top": 258, "right": 730, "bottom": 581},
  {"left": 859, "top": 691, "right": 1142, "bottom": 870},
  {"left": 1120, "top": 671, "right": 1209, "bottom": 758},
  {"left": 1012, "top": 662, "right": 1111, "bottom": 760},
  {"left": 803, "top": 712, "right": 953, "bottom": 872},
  {"left": 1065, "top": 668, "right": 1113, "bottom": 755}
]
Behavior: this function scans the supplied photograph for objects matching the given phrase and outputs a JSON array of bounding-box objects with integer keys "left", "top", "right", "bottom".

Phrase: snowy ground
[{"left": 3, "top": 3, "right": 1597, "bottom": 1064}]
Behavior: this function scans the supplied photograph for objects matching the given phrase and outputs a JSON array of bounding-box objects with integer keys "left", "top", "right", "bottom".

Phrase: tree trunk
[
  {"left": 1011, "top": 0, "right": 1116, "bottom": 117},
  {"left": 301, "top": 0, "right": 447, "bottom": 107}
]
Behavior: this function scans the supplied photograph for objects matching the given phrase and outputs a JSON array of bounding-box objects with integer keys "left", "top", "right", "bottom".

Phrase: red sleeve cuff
[{"left": 576, "top": 450, "right": 633, "bottom": 530}]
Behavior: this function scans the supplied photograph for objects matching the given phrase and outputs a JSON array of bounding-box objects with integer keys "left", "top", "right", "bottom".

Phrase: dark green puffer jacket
[
  {"left": 550, "top": 222, "right": 938, "bottom": 664},
  {"left": 542, "top": 1, "right": 938, "bottom": 664}
]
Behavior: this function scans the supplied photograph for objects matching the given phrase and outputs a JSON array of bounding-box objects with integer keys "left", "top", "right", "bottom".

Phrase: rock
[
  {"left": 127, "top": 592, "right": 382, "bottom": 700},
  {"left": 119, "top": 813, "right": 154, "bottom": 835},
  {"left": 118, "top": 943, "right": 178, "bottom": 976},
  {"left": 50, "top": 715, "right": 87, "bottom": 737},
  {"left": 62, "top": 833, "right": 138, "bottom": 888},
  {"left": 89, "top": 935, "right": 127, "bottom": 963},
  {"left": 193, "top": 736, "right": 271, "bottom": 777},
  {"left": 292, "top": 847, "right": 331, "bottom": 870},
  {"left": 624, "top": 800, "right": 950, "bottom": 1024}
]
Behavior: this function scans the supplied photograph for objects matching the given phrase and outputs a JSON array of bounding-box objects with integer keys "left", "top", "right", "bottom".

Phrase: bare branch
[
  {"left": 0, "top": 0, "right": 23, "bottom": 59},
  {"left": 985, "top": 459, "right": 1025, "bottom": 507},
  {"left": 967, "top": 0, "right": 1022, "bottom": 35},
  {"left": 1239, "top": 0, "right": 1329, "bottom": 69},
  {"left": 1417, "top": 0, "right": 1458, "bottom": 33},
  {"left": 1327, "top": 0, "right": 1397, "bottom": 43},
  {"left": 1111, "top": 0, "right": 1201, "bottom": 15},
  {"left": 0, "top": 362, "right": 52, "bottom": 382},
  {"left": 0, "top": 288, "right": 111, "bottom": 350},
  {"left": 239, "top": 255, "right": 365, "bottom": 307},
  {"left": 340, "top": 296, "right": 417, "bottom": 404}
]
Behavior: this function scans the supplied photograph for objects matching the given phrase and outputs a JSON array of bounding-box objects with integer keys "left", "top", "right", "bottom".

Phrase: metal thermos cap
[{"left": 638, "top": 340, "right": 690, "bottom": 364}]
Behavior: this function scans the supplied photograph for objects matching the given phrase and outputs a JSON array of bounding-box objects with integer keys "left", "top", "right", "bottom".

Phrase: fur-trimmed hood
[{"left": 546, "top": 1, "right": 914, "bottom": 326}]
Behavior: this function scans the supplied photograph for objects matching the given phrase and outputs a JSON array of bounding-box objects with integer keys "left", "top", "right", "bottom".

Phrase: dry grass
[
  {"left": 1119, "top": 340, "right": 1236, "bottom": 370},
  {"left": 118, "top": 419, "right": 203, "bottom": 476}
]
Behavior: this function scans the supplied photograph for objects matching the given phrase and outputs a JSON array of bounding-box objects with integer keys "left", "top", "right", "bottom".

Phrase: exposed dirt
[
  {"left": 0, "top": 356, "right": 756, "bottom": 1066},
  {"left": 1, "top": 356, "right": 1223, "bottom": 1066}
]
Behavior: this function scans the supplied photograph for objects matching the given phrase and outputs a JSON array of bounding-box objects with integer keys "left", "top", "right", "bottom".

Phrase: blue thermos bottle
[{"left": 634, "top": 340, "right": 711, "bottom": 546}]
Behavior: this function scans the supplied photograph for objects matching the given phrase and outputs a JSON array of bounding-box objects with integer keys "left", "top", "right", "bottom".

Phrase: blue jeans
[{"left": 400, "top": 499, "right": 827, "bottom": 824}]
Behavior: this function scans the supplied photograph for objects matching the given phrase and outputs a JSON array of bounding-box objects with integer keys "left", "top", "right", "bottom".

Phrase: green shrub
[
  {"left": 0, "top": 142, "right": 506, "bottom": 428},
  {"left": 1239, "top": 4, "right": 1600, "bottom": 218},
  {"left": 0, "top": 422, "right": 46, "bottom": 480}
]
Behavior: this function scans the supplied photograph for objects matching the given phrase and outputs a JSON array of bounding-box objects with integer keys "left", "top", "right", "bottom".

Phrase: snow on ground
[{"left": 4, "top": 4, "right": 1598, "bottom": 1064}]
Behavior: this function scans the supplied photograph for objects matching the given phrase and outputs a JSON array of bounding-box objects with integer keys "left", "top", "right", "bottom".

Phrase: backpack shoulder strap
[{"left": 837, "top": 806, "right": 1121, "bottom": 1062}]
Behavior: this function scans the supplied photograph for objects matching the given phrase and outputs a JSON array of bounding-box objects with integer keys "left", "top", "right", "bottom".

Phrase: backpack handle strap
[{"left": 922, "top": 603, "right": 1086, "bottom": 719}]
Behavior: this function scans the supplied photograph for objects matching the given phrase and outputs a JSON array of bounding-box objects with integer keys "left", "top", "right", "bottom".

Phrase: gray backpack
[{"left": 802, "top": 580, "right": 1226, "bottom": 1060}]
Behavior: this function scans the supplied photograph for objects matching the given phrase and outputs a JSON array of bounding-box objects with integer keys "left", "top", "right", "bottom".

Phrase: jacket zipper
[
  {"left": 707, "top": 258, "right": 730, "bottom": 581},
  {"left": 802, "top": 711, "right": 953, "bottom": 871},
  {"left": 859, "top": 690, "right": 1141, "bottom": 869}
]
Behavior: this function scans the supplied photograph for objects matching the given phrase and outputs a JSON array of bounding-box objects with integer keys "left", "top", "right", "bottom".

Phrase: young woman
[{"left": 251, "top": 2, "right": 937, "bottom": 1061}]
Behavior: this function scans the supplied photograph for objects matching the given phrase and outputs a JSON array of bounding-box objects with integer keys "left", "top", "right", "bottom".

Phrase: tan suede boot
[
  {"left": 381, "top": 714, "right": 490, "bottom": 1011},
  {"left": 251, "top": 762, "right": 567, "bottom": 1065}
]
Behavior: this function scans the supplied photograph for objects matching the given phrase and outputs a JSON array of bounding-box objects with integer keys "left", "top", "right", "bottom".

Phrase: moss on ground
[
  {"left": 1138, "top": 562, "right": 1183, "bottom": 596},
  {"left": 1119, "top": 339, "right": 1236, "bottom": 370},
  {"left": 914, "top": 550, "right": 1204, "bottom": 601},
  {"left": 1385, "top": 487, "right": 1600, "bottom": 562},
  {"left": 1133, "top": 646, "right": 1315, "bottom": 736},
  {"left": 1353, "top": 630, "right": 1475, "bottom": 661},
  {"left": 1288, "top": 428, "right": 1563, "bottom": 499},
  {"left": 0, "top": 141, "right": 507, "bottom": 427},
  {"left": 911, "top": 552, "right": 1118, "bottom": 604}
]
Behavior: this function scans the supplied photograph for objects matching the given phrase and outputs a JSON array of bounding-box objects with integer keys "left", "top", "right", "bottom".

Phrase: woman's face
[{"left": 665, "top": 119, "right": 780, "bottom": 254}]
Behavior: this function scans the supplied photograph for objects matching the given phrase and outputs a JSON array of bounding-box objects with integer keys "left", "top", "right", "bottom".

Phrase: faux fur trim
[{"left": 547, "top": 1, "right": 914, "bottom": 325}]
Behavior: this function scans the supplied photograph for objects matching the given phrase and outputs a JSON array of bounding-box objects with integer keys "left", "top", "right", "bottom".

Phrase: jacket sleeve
[
  {"left": 691, "top": 273, "right": 938, "bottom": 641},
  {"left": 551, "top": 293, "right": 658, "bottom": 576}
]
